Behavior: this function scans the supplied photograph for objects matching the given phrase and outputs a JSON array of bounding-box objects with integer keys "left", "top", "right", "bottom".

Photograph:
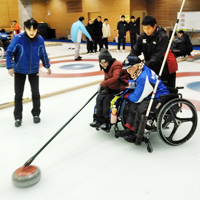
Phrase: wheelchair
[{"left": 94, "top": 86, "right": 198, "bottom": 153}]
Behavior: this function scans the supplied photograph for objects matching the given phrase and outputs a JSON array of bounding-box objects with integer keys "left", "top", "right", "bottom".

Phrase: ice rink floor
[{"left": 0, "top": 42, "right": 200, "bottom": 200}]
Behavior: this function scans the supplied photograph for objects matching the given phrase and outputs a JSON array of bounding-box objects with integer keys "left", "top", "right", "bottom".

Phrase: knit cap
[{"left": 98, "top": 48, "right": 112, "bottom": 63}]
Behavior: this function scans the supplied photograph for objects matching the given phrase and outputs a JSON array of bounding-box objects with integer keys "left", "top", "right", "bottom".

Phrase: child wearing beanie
[{"left": 90, "top": 48, "right": 129, "bottom": 131}]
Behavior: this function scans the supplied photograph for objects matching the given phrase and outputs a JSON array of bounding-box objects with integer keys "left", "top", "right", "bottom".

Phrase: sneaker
[
  {"left": 15, "top": 119, "right": 22, "bottom": 127},
  {"left": 116, "top": 50, "right": 120, "bottom": 52},
  {"left": 115, "top": 128, "right": 133, "bottom": 138},
  {"left": 122, "top": 50, "right": 125, "bottom": 52},
  {"left": 33, "top": 116, "right": 41, "bottom": 124},
  {"left": 78, "top": 56, "right": 82, "bottom": 59},
  {"left": 75, "top": 57, "right": 82, "bottom": 61},
  {"left": 90, "top": 120, "right": 102, "bottom": 128},
  {"left": 99, "top": 123, "right": 110, "bottom": 132},
  {"left": 123, "top": 134, "right": 136, "bottom": 143}
]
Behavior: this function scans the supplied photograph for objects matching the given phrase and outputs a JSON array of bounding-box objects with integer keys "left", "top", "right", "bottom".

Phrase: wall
[
  {"left": 32, "top": 0, "right": 130, "bottom": 41},
  {"left": 0, "top": 0, "right": 19, "bottom": 30}
]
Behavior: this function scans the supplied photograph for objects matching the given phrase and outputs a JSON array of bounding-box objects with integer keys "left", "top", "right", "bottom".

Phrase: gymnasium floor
[{"left": 0, "top": 42, "right": 199, "bottom": 200}]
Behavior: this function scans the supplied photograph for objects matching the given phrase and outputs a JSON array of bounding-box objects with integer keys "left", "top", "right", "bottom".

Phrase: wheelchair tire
[{"left": 157, "top": 98, "right": 198, "bottom": 146}]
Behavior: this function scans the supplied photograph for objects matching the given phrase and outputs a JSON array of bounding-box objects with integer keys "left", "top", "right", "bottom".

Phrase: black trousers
[
  {"left": 86, "top": 39, "right": 94, "bottom": 53},
  {"left": 118, "top": 34, "right": 126, "bottom": 50},
  {"left": 96, "top": 89, "right": 118, "bottom": 124},
  {"left": 102, "top": 37, "right": 108, "bottom": 49},
  {"left": 123, "top": 99, "right": 158, "bottom": 133},
  {"left": 14, "top": 73, "right": 41, "bottom": 120},
  {"left": 130, "top": 33, "right": 137, "bottom": 49},
  {"left": 94, "top": 36, "right": 103, "bottom": 52}
]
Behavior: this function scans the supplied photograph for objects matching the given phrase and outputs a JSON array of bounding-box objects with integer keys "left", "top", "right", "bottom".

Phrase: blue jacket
[
  {"left": 70, "top": 20, "right": 91, "bottom": 43},
  {"left": 0, "top": 32, "right": 9, "bottom": 40},
  {"left": 6, "top": 32, "right": 50, "bottom": 74},
  {"left": 127, "top": 65, "right": 170, "bottom": 103}
]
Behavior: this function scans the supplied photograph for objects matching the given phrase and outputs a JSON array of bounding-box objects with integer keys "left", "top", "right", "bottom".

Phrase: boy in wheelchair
[
  {"left": 90, "top": 48, "right": 129, "bottom": 131},
  {"left": 115, "top": 55, "right": 170, "bottom": 140}
]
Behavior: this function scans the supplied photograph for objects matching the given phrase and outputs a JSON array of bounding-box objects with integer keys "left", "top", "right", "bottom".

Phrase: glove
[{"left": 117, "top": 77, "right": 128, "bottom": 86}]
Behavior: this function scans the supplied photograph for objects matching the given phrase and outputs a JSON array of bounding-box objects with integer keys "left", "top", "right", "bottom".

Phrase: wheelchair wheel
[{"left": 157, "top": 98, "right": 198, "bottom": 146}]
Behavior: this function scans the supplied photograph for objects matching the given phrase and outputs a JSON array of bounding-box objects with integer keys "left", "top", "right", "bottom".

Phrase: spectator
[
  {"left": 102, "top": 18, "right": 111, "bottom": 49},
  {"left": 85, "top": 19, "right": 95, "bottom": 54},
  {"left": 117, "top": 15, "right": 128, "bottom": 52},
  {"left": 128, "top": 16, "right": 138, "bottom": 49},
  {"left": 93, "top": 16, "right": 103, "bottom": 52}
]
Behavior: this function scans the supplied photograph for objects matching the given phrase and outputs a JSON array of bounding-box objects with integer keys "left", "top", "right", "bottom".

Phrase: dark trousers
[
  {"left": 86, "top": 39, "right": 94, "bottom": 53},
  {"left": 124, "top": 99, "right": 158, "bottom": 133},
  {"left": 96, "top": 89, "right": 117, "bottom": 123},
  {"left": 118, "top": 35, "right": 126, "bottom": 50},
  {"left": 94, "top": 36, "right": 103, "bottom": 52},
  {"left": 102, "top": 37, "right": 108, "bottom": 49},
  {"left": 162, "top": 72, "right": 176, "bottom": 88},
  {"left": 14, "top": 73, "right": 41, "bottom": 120},
  {"left": 130, "top": 33, "right": 137, "bottom": 49}
]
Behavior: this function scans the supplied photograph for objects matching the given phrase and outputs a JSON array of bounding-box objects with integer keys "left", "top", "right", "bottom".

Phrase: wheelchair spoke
[{"left": 176, "top": 116, "right": 194, "bottom": 123}]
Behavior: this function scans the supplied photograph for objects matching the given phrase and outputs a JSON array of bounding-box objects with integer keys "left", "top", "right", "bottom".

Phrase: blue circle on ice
[
  {"left": 60, "top": 64, "right": 94, "bottom": 70},
  {"left": 187, "top": 81, "right": 200, "bottom": 92}
]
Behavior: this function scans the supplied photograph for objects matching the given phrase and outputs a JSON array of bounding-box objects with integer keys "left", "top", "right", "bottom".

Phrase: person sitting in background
[
  {"left": 171, "top": 30, "right": 193, "bottom": 58},
  {"left": 115, "top": 55, "right": 170, "bottom": 138},
  {"left": 0, "top": 29, "right": 10, "bottom": 50},
  {"left": 90, "top": 48, "right": 129, "bottom": 131}
]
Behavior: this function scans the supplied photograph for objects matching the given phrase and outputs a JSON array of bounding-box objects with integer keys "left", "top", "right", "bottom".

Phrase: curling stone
[{"left": 12, "top": 165, "right": 41, "bottom": 188}]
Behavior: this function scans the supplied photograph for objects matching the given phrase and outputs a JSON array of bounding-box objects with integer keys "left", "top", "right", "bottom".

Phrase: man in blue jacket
[
  {"left": 116, "top": 55, "right": 169, "bottom": 137},
  {"left": 71, "top": 16, "right": 92, "bottom": 60},
  {"left": 6, "top": 18, "right": 51, "bottom": 127}
]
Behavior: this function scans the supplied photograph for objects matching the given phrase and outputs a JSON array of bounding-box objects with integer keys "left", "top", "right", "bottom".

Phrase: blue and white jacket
[
  {"left": 6, "top": 32, "right": 50, "bottom": 74},
  {"left": 127, "top": 65, "right": 170, "bottom": 103},
  {"left": 70, "top": 20, "right": 91, "bottom": 43}
]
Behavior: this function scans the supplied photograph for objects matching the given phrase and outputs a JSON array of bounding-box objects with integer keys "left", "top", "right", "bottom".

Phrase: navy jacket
[{"left": 6, "top": 32, "right": 50, "bottom": 74}]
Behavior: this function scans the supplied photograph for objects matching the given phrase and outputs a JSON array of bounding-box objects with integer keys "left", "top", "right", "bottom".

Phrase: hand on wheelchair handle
[{"left": 117, "top": 78, "right": 129, "bottom": 86}]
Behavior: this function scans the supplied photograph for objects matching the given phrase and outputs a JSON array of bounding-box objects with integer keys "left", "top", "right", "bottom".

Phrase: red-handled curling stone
[{"left": 12, "top": 165, "right": 41, "bottom": 188}]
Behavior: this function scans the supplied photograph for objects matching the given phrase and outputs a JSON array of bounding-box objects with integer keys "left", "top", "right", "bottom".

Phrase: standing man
[
  {"left": 128, "top": 16, "right": 138, "bottom": 49},
  {"left": 86, "top": 19, "right": 95, "bottom": 54},
  {"left": 71, "top": 16, "right": 92, "bottom": 60},
  {"left": 93, "top": 16, "right": 103, "bottom": 52},
  {"left": 102, "top": 18, "right": 111, "bottom": 49},
  {"left": 117, "top": 15, "right": 128, "bottom": 52},
  {"left": 6, "top": 18, "right": 51, "bottom": 127},
  {"left": 129, "top": 16, "right": 177, "bottom": 88}
]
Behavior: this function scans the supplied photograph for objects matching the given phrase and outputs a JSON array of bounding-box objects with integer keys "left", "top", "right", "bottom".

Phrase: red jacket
[{"left": 101, "top": 60, "right": 128, "bottom": 90}]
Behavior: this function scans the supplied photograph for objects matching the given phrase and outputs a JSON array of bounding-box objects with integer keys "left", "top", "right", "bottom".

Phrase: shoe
[
  {"left": 122, "top": 50, "right": 125, "bottom": 52},
  {"left": 75, "top": 57, "right": 82, "bottom": 61},
  {"left": 15, "top": 119, "right": 22, "bottom": 127},
  {"left": 90, "top": 120, "right": 102, "bottom": 128},
  {"left": 78, "top": 56, "right": 82, "bottom": 59},
  {"left": 123, "top": 134, "right": 136, "bottom": 143},
  {"left": 115, "top": 128, "right": 133, "bottom": 138},
  {"left": 116, "top": 50, "right": 120, "bottom": 52},
  {"left": 33, "top": 116, "right": 41, "bottom": 124},
  {"left": 99, "top": 123, "right": 110, "bottom": 132}
]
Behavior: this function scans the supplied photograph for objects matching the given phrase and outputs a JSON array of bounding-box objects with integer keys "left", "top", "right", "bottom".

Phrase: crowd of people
[{"left": 4, "top": 14, "right": 194, "bottom": 131}]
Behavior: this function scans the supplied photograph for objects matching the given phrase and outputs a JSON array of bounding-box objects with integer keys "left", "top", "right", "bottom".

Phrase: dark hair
[
  {"left": 98, "top": 16, "right": 101, "bottom": 18},
  {"left": 142, "top": 16, "right": 157, "bottom": 27},
  {"left": 79, "top": 16, "right": 84, "bottom": 21},
  {"left": 178, "top": 30, "right": 184, "bottom": 34},
  {"left": 12, "top": 20, "right": 17, "bottom": 23},
  {"left": 0, "top": 29, "right": 5, "bottom": 33},
  {"left": 131, "top": 16, "right": 135, "bottom": 19},
  {"left": 121, "top": 15, "right": 125, "bottom": 18},
  {"left": 24, "top": 18, "right": 38, "bottom": 29},
  {"left": 104, "top": 18, "right": 108, "bottom": 21}
]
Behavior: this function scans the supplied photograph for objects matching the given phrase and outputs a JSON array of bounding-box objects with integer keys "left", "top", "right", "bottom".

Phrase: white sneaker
[
  {"left": 122, "top": 50, "right": 125, "bottom": 52},
  {"left": 117, "top": 50, "right": 120, "bottom": 52}
]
